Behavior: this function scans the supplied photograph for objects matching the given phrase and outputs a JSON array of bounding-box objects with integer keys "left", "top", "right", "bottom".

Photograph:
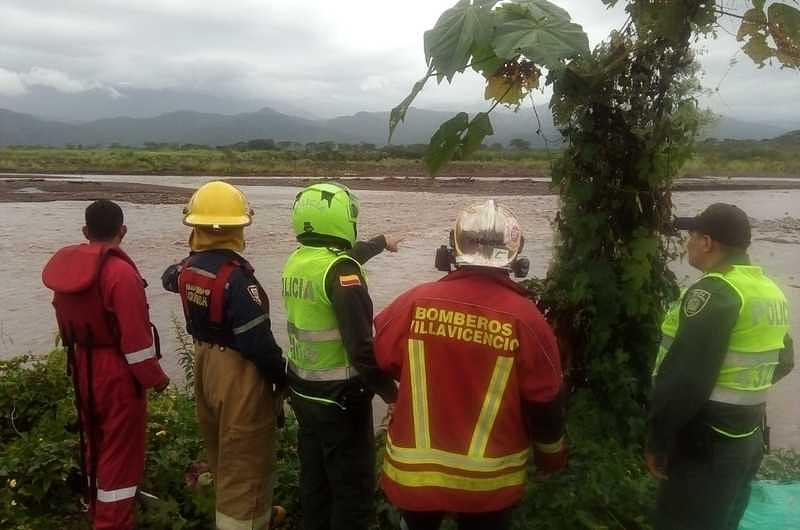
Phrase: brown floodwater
[{"left": 0, "top": 179, "right": 797, "bottom": 448}]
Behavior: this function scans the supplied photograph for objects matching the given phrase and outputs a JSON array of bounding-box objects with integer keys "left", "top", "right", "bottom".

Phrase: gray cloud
[{"left": 0, "top": 0, "right": 796, "bottom": 123}]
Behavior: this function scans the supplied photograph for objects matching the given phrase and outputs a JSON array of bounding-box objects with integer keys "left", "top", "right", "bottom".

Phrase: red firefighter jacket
[
  {"left": 43, "top": 243, "right": 168, "bottom": 390},
  {"left": 374, "top": 268, "right": 566, "bottom": 513}
]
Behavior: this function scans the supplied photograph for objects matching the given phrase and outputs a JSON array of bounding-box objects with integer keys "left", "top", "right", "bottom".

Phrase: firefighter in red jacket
[
  {"left": 374, "top": 200, "right": 567, "bottom": 530},
  {"left": 42, "top": 199, "right": 170, "bottom": 530}
]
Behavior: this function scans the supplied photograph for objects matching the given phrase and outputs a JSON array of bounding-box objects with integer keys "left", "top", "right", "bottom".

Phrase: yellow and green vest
[
  {"left": 281, "top": 245, "right": 364, "bottom": 382},
  {"left": 655, "top": 265, "right": 789, "bottom": 410}
]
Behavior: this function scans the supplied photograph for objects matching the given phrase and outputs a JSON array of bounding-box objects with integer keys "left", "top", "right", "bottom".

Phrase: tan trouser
[{"left": 194, "top": 341, "right": 276, "bottom": 530}]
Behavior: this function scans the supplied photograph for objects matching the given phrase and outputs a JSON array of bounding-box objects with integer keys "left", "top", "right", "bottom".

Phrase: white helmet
[{"left": 453, "top": 199, "right": 523, "bottom": 269}]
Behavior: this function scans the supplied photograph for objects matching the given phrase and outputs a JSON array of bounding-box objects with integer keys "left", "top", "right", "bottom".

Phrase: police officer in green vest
[
  {"left": 646, "top": 203, "right": 794, "bottom": 530},
  {"left": 282, "top": 182, "right": 400, "bottom": 530}
]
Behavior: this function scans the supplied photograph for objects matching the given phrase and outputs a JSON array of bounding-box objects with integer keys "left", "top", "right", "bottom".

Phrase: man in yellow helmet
[
  {"left": 162, "top": 181, "right": 285, "bottom": 530},
  {"left": 647, "top": 203, "right": 794, "bottom": 530},
  {"left": 282, "top": 182, "right": 401, "bottom": 530}
]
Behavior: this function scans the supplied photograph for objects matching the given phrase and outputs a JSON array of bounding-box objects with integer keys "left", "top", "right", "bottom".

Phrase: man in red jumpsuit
[
  {"left": 43, "top": 199, "right": 170, "bottom": 530},
  {"left": 374, "top": 200, "right": 567, "bottom": 530}
]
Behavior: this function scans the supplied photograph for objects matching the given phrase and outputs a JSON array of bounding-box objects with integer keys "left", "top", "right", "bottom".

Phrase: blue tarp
[{"left": 739, "top": 481, "right": 800, "bottom": 529}]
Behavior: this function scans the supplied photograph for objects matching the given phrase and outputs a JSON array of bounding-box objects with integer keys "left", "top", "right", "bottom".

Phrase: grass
[{"left": 0, "top": 138, "right": 798, "bottom": 178}]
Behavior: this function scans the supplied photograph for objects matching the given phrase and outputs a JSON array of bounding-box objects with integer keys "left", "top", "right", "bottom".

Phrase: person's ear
[
  {"left": 119, "top": 225, "right": 128, "bottom": 242},
  {"left": 82, "top": 226, "right": 90, "bottom": 241},
  {"left": 704, "top": 234, "right": 715, "bottom": 252}
]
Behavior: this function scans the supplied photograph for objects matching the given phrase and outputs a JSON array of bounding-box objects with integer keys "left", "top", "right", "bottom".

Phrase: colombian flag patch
[{"left": 339, "top": 274, "right": 362, "bottom": 287}]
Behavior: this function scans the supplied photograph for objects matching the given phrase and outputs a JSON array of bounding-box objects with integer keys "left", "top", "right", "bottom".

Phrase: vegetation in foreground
[
  {"left": 2, "top": 347, "right": 798, "bottom": 530},
  {"left": 1, "top": 132, "right": 799, "bottom": 179}
]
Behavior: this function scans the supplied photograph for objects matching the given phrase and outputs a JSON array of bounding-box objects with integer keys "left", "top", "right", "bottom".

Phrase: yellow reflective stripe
[
  {"left": 724, "top": 350, "right": 780, "bottom": 367},
  {"left": 709, "top": 424, "right": 760, "bottom": 439},
  {"left": 383, "top": 459, "right": 526, "bottom": 492},
  {"left": 289, "top": 387, "right": 346, "bottom": 410},
  {"left": 534, "top": 436, "right": 565, "bottom": 454},
  {"left": 468, "top": 356, "right": 514, "bottom": 457},
  {"left": 288, "top": 361, "right": 357, "bottom": 382},
  {"left": 386, "top": 434, "right": 529, "bottom": 473},
  {"left": 287, "top": 322, "right": 342, "bottom": 342},
  {"left": 409, "top": 339, "right": 431, "bottom": 449},
  {"left": 709, "top": 386, "right": 769, "bottom": 405}
]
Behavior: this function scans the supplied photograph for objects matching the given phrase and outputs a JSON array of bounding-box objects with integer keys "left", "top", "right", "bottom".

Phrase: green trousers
[
  {"left": 655, "top": 428, "right": 763, "bottom": 530},
  {"left": 290, "top": 391, "right": 375, "bottom": 530}
]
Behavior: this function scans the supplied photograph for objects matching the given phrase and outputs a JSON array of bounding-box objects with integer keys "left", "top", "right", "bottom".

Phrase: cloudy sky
[{"left": 0, "top": 0, "right": 797, "bottom": 124}]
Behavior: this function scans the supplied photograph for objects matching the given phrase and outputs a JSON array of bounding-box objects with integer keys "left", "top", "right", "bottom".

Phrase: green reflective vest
[
  {"left": 655, "top": 265, "right": 790, "bottom": 409},
  {"left": 281, "top": 245, "right": 363, "bottom": 382}
]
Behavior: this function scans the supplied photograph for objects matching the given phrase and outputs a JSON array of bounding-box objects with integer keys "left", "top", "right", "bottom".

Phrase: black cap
[{"left": 674, "top": 203, "right": 751, "bottom": 248}]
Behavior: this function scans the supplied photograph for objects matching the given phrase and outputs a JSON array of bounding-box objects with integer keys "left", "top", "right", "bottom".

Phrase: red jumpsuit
[
  {"left": 374, "top": 268, "right": 567, "bottom": 514},
  {"left": 43, "top": 243, "right": 168, "bottom": 530}
]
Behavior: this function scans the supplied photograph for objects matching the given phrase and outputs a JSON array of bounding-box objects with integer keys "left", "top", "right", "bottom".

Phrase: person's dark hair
[{"left": 85, "top": 199, "right": 124, "bottom": 241}]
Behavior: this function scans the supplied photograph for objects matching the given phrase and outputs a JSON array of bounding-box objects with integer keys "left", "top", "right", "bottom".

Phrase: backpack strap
[{"left": 209, "top": 259, "right": 241, "bottom": 325}]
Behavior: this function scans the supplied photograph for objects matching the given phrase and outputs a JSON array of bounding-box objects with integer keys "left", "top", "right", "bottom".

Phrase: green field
[{"left": 0, "top": 133, "right": 798, "bottom": 178}]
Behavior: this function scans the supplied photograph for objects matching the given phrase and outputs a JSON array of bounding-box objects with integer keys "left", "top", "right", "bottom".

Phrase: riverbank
[
  {"left": 1, "top": 138, "right": 800, "bottom": 180},
  {"left": 3, "top": 174, "right": 800, "bottom": 203}
]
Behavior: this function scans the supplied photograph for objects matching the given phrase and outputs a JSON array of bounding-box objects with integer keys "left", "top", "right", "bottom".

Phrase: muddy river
[{"left": 0, "top": 179, "right": 797, "bottom": 448}]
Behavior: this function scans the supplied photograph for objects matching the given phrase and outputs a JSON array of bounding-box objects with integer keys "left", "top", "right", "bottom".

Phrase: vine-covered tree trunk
[
  {"left": 542, "top": 1, "right": 714, "bottom": 436},
  {"left": 388, "top": 1, "right": 799, "bottom": 525}
]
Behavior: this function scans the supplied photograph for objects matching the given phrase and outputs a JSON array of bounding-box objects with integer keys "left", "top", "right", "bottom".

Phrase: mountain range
[{"left": 0, "top": 105, "right": 794, "bottom": 148}]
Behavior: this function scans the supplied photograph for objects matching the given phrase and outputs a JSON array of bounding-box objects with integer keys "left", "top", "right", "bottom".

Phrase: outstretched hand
[{"left": 384, "top": 235, "right": 405, "bottom": 253}]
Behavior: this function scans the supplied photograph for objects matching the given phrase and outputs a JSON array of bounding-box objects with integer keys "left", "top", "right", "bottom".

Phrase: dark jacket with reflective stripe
[
  {"left": 162, "top": 249, "right": 285, "bottom": 386},
  {"left": 648, "top": 254, "right": 794, "bottom": 459},
  {"left": 287, "top": 235, "right": 398, "bottom": 406}
]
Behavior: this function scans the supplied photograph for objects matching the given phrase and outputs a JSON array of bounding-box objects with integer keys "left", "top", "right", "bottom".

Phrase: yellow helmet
[{"left": 183, "top": 181, "right": 253, "bottom": 228}]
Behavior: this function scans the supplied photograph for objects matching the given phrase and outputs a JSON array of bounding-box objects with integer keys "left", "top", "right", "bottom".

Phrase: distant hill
[
  {"left": 771, "top": 129, "right": 800, "bottom": 145},
  {"left": 703, "top": 115, "right": 788, "bottom": 141},
  {"left": 81, "top": 108, "right": 356, "bottom": 145},
  {"left": 0, "top": 109, "right": 85, "bottom": 146},
  {"left": 0, "top": 105, "right": 793, "bottom": 147}
]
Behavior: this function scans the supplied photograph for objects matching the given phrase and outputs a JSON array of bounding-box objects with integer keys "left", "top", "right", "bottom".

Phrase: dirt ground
[
  {"left": 0, "top": 178, "right": 193, "bottom": 204},
  {"left": 2, "top": 175, "right": 800, "bottom": 204}
]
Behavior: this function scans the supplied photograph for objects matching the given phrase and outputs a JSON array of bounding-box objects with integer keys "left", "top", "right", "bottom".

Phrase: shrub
[
  {"left": 2, "top": 350, "right": 796, "bottom": 530},
  {"left": 0, "top": 350, "right": 83, "bottom": 529}
]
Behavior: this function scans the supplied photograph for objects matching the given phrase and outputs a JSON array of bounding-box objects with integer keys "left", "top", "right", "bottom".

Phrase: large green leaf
[
  {"left": 469, "top": 42, "right": 506, "bottom": 78},
  {"left": 492, "top": 0, "right": 589, "bottom": 69},
  {"left": 735, "top": 2, "right": 800, "bottom": 67},
  {"left": 459, "top": 112, "right": 494, "bottom": 158},
  {"left": 768, "top": 2, "right": 800, "bottom": 67},
  {"left": 424, "top": 0, "right": 498, "bottom": 82},
  {"left": 737, "top": 8, "right": 767, "bottom": 41},
  {"left": 512, "top": 0, "right": 571, "bottom": 21},
  {"left": 388, "top": 67, "right": 433, "bottom": 143},
  {"left": 423, "top": 112, "right": 470, "bottom": 175},
  {"left": 768, "top": 2, "right": 800, "bottom": 37},
  {"left": 742, "top": 34, "right": 774, "bottom": 66}
]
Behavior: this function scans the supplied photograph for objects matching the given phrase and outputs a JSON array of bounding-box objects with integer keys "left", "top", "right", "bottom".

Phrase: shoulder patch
[
  {"left": 683, "top": 289, "right": 711, "bottom": 318},
  {"left": 339, "top": 274, "right": 362, "bottom": 287},
  {"left": 247, "top": 284, "right": 262, "bottom": 305}
]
